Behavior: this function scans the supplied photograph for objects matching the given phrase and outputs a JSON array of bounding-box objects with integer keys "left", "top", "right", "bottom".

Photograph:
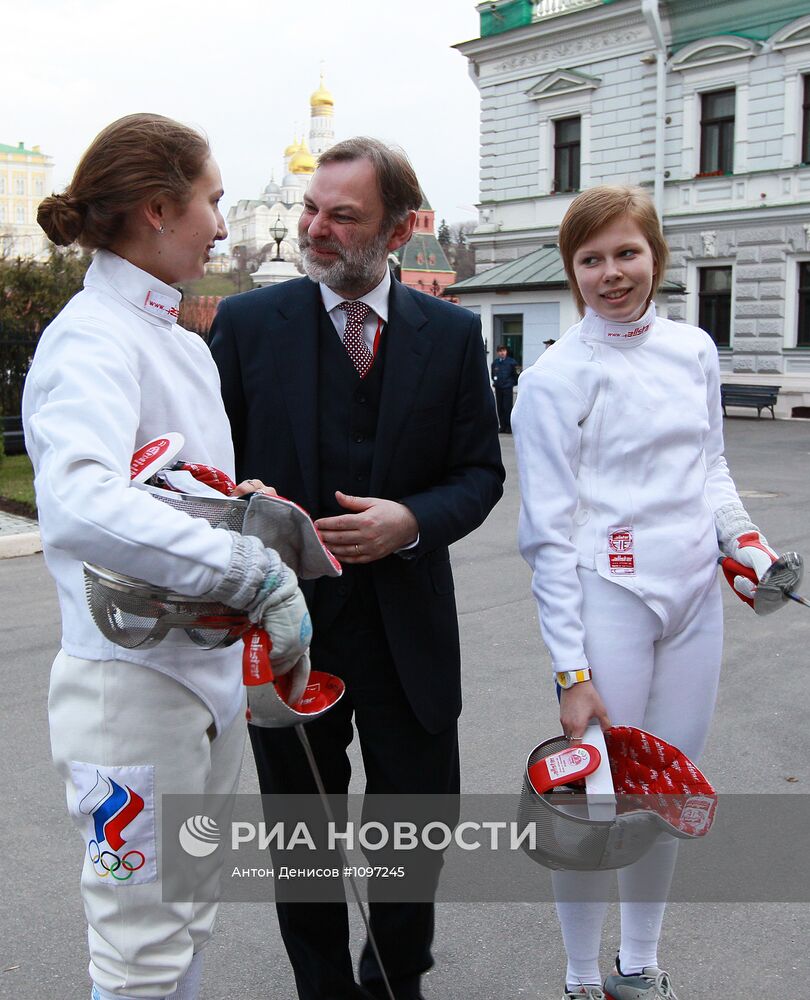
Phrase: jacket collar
[
  {"left": 580, "top": 302, "right": 656, "bottom": 349},
  {"left": 85, "top": 250, "right": 182, "bottom": 328}
]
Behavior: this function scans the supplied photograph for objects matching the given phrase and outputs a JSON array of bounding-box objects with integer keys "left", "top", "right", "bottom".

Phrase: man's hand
[
  {"left": 231, "top": 478, "right": 278, "bottom": 498},
  {"left": 315, "top": 492, "right": 419, "bottom": 564},
  {"left": 559, "top": 681, "right": 611, "bottom": 742}
]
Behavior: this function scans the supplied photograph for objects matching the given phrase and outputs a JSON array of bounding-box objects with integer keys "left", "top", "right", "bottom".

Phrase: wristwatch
[{"left": 555, "top": 668, "right": 592, "bottom": 689}]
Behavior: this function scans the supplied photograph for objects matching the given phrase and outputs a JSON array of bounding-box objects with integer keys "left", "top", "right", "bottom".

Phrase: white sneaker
[
  {"left": 603, "top": 965, "right": 679, "bottom": 999},
  {"left": 563, "top": 986, "right": 606, "bottom": 1000}
]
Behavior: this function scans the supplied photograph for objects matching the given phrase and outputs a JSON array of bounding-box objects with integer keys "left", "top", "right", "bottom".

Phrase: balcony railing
[{"left": 534, "top": 0, "right": 601, "bottom": 19}]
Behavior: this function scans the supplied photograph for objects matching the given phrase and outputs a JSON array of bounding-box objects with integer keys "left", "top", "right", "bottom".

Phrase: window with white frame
[
  {"left": 700, "top": 90, "right": 735, "bottom": 175},
  {"left": 802, "top": 75, "right": 810, "bottom": 165},
  {"left": 553, "top": 117, "right": 580, "bottom": 193},
  {"left": 670, "top": 37, "right": 758, "bottom": 179},
  {"left": 15, "top": 177, "right": 25, "bottom": 195},
  {"left": 698, "top": 266, "right": 732, "bottom": 346},
  {"left": 0, "top": 176, "right": 5, "bottom": 194},
  {"left": 15, "top": 205, "right": 25, "bottom": 224},
  {"left": 526, "top": 69, "right": 597, "bottom": 196}
]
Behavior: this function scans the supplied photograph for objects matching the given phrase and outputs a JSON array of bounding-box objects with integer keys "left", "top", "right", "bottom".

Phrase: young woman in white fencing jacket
[
  {"left": 23, "top": 115, "right": 309, "bottom": 1000},
  {"left": 512, "top": 185, "right": 778, "bottom": 1000}
]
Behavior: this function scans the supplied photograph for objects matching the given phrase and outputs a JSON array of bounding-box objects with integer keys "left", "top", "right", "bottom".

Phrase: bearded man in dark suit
[{"left": 210, "top": 137, "right": 503, "bottom": 1000}]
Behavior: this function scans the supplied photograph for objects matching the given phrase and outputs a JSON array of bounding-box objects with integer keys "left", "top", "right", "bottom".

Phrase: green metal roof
[
  {"left": 448, "top": 245, "right": 683, "bottom": 295},
  {"left": 448, "top": 246, "right": 567, "bottom": 293},
  {"left": 473, "top": 0, "right": 806, "bottom": 49},
  {"left": 397, "top": 234, "right": 454, "bottom": 273},
  {"left": 664, "top": 0, "right": 810, "bottom": 49},
  {"left": 0, "top": 142, "right": 44, "bottom": 156}
]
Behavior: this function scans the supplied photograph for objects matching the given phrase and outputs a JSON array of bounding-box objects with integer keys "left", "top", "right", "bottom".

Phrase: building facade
[
  {"left": 0, "top": 141, "right": 53, "bottom": 260},
  {"left": 452, "top": 0, "right": 810, "bottom": 416}
]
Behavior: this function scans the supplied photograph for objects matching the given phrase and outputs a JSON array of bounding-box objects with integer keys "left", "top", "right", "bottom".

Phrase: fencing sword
[{"left": 294, "top": 723, "right": 396, "bottom": 1000}]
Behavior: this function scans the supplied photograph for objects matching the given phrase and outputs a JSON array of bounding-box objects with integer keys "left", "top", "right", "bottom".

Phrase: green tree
[
  {"left": 447, "top": 222, "right": 476, "bottom": 281},
  {"left": 0, "top": 247, "right": 91, "bottom": 445},
  {"left": 437, "top": 218, "right": 451, "bottom": 248},
  {"left": 0, "top": 246, "right": 90, "bottom": 330}
]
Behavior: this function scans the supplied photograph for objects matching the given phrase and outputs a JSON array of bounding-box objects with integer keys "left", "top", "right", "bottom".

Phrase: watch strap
[{"left": 556, "top": 667, "right": 592, "bottom": 689}]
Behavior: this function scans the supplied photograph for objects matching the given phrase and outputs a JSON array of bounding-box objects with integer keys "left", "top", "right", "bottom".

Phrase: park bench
[
  {"left": 1, "top": 415, "right": 25, "bottom": 455},
  {"left": 720, "top": 383, "right": 780, "bottom": 419}
]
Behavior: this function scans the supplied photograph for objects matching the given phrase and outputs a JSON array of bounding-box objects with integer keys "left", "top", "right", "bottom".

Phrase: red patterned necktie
[{"left": 338, "top": 300, "right": 374, "bottom": 377}]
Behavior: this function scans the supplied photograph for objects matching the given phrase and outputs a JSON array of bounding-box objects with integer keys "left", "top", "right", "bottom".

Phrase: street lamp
[{"left": 270, "top": 215, "right": 288, "bottom": 261}]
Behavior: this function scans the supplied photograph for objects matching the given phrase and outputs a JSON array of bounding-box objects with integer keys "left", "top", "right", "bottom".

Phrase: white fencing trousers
[
  {"left": 552, "top": 569, "right": 723, "bottom": 989},
  {"left": 49, "top": 651, "right": 246, "bottom": 999}
]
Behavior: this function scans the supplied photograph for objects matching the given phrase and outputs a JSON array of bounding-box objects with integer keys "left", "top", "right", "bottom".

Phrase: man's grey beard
[{"left": 300, "top": 229, "right": 391, "bottom": 296}]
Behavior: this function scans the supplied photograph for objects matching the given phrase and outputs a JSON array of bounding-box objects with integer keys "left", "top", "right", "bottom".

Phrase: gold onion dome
[
  {"left": 289, "top": 141, "right": 316, "bottom": 175},
  {"left": 284, "top": 136, "right": 302, "bottom": 158},
  {"left": 310, "top": 74, "right": 334, "bottom": 112}
]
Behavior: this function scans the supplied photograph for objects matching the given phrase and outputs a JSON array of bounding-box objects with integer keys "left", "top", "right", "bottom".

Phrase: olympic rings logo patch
[
  {"left": 71, "top": 763, "right": 156, "bottom": 886},
  {"left": 88, "top": 839, "right": 146, "bottom": 881}
]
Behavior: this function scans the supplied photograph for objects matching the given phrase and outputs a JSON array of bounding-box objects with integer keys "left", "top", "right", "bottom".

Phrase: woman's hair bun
[{"left": 37, "top": 192, "right": 86, "bottom": 247}]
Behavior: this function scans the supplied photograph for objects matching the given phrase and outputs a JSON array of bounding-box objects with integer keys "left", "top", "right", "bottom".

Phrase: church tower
[{"left": 308, "top": 73, "right": 335, "bottom": 156}]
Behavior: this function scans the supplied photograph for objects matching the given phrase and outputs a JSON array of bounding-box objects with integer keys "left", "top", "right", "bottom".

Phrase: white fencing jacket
[
  {"left": 512, "top": 304, "right": 742, "bottom": 674},
  {"left": 23, "top": 251, "right": 244, "bottom": 730}
]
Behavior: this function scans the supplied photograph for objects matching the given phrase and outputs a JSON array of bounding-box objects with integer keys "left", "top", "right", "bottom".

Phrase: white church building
[{"left": 226, "top": 75, "right": 336, "bottom": 279}]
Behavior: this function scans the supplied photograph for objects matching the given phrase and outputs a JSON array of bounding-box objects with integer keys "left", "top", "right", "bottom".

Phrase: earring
[{"left": 158, "top": 224, "right": 165, "bottom": 235}]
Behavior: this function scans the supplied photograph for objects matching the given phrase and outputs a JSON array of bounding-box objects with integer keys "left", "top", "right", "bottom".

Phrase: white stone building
[
  {"left": 0, "top": 141, "right": 54, "bottom": 260},
  {"left": 226, "top": 74, "right": 336, "bottom": 279},
  {"left": 451, "top": 0, "right": 810, "bottom": 416}
]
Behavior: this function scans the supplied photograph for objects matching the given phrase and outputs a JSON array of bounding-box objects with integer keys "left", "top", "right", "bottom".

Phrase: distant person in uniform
[{"left": 491, "top": 343, "right": 520, "bottom": 433}]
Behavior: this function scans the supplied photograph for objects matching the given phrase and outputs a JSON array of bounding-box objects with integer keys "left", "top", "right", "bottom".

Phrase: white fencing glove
[
  {"left": 731, "top": 530, "right": 778, "bottom": 581},
  {"left": 248, "top": 569, "right": 312, "bottom": 675},
  {"left": 204, "top": 533, "right": 312, "bottom": 701},
  {"left": 721, "top": 530, "right": 778, "bottom": 609}
]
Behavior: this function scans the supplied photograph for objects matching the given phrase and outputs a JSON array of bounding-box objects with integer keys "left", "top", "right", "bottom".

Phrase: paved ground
[
  {"left": 0, "top": 510, "right": 37, "bottom": 536},
  {"left": 0, "top": 508, "right": 41, "bottom": 559},
  {"left": 1, "top": 416, "right": 809, "bottom": 999}
]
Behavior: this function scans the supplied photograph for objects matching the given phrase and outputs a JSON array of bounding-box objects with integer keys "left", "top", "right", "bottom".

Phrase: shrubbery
[{"left": 0, "top": 246, "right": 90, "bottom": 330}]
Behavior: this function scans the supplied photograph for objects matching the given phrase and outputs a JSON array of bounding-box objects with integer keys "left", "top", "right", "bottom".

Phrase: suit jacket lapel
[
  {"left": 272, "top": 279, "right": 321, "bottom": 512},
  {"left": 371, "top": 280, "right": 433, "bottom": 492}
]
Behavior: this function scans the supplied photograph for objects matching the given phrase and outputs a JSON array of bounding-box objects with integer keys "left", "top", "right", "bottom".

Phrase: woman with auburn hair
[
  {"left": 24, "top": 114, "right": 310, "bottom": 1000},
  {"left": 512, "top": 185, "right": 780, "bottom": 1000}
]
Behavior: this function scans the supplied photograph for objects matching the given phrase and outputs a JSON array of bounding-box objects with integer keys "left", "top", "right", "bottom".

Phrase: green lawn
[{"left": 0, "top": 453, "right": 36, "bottom": 514}]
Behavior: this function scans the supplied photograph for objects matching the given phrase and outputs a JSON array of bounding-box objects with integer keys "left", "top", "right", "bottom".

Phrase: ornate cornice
[{"left": 480, "top": 26, "right": 647, "bottom": 79}]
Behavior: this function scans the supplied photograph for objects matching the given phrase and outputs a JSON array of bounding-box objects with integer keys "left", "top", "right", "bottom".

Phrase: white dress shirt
[{"left": 319, "top": 267, "right": 390, "bottom": 351}]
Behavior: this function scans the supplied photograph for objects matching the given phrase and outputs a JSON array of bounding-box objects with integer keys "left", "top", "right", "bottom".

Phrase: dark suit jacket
[{"left": 209, "top": 275, "right": 504, "bottom": 732}]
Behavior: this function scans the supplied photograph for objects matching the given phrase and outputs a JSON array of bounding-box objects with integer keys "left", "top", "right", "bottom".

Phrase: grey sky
[{"left": 7, "top": 0, "right": 483, "bottom": 236}]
